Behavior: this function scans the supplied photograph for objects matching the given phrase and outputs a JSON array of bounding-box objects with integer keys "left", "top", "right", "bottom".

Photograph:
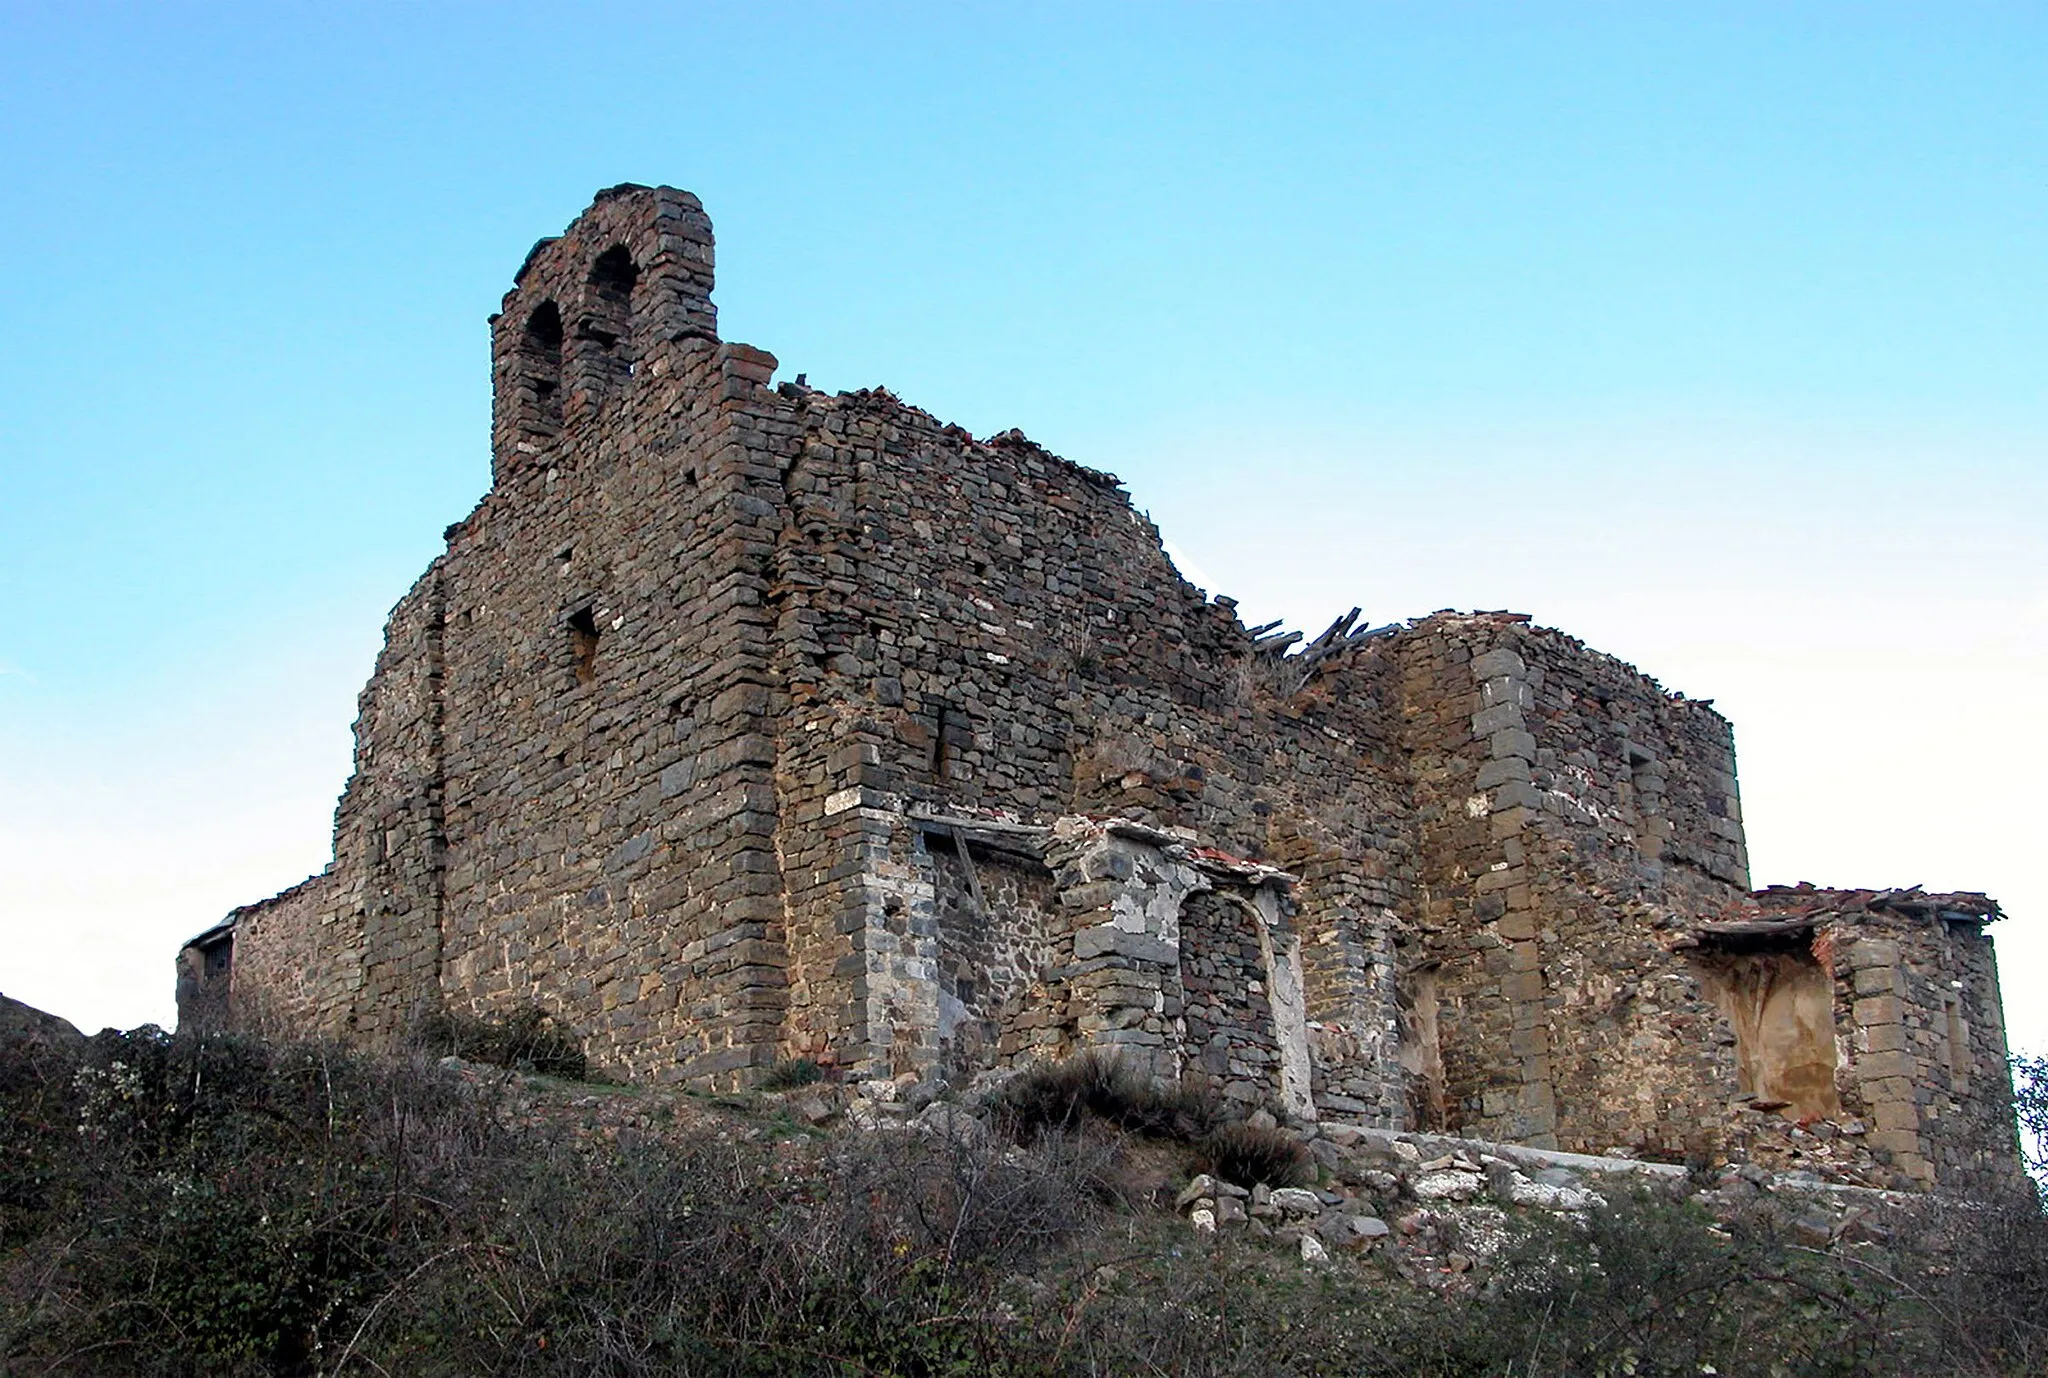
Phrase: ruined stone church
[{"left": 178, "top": 185, "right": 2021, "bottom": 1190}]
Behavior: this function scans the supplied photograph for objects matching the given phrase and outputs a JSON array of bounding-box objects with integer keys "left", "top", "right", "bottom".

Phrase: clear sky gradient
[{"left": 2, "top": 4, "right": 2042, "bottom": 1060}]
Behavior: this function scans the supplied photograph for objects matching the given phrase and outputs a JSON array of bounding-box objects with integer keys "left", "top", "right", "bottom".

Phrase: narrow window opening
[
  {"left": 583, "top": 246, "right": 637, "bottom": 350},
  {"left": 590, "top": 244, "right": 639, "bottom": 301},
  {"left": 1945, "top": 991, "right": 1971, "bottom": 1093},
  {"left": 569, "top": 246, "right": 639, "bottom": 398},
  {"left": 1627, "top": 744, "right": 1667, "bottom": 857},
  {"left": 527, "top": 300, "right": 564, "bottom": 350},
  {"left": 568, "top": 607, "right": 600, "bottom": 686}
]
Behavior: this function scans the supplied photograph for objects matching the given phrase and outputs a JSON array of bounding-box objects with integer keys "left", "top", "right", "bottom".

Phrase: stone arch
[
  {"left": 573, "top": 244, "right": 639, "bottom": 398},
  {"left": 1178, "top": 886, "right": 1312, "bottom": 1119},
  {"left": 511, "top": 299, "right": 564, "bottom": 441}
]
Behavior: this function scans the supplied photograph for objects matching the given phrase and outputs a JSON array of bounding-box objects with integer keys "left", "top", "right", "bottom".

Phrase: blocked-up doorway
[
  {"left": 1180, "top": 889, "right": 1286, "bottom": 1110},
  {"left": 928, "top": 831, "right": 1057, "bottom": 1081}
]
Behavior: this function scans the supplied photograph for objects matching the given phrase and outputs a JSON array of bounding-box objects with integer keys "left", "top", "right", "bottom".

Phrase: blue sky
[{"left": 2, "top": 3, "right": 2043, "bottom": 1059}]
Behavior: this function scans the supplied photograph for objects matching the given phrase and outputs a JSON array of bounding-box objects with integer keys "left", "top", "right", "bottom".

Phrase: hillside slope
[{"left": 2, "top": 1018, "right": 2043, "bottom": 1376}]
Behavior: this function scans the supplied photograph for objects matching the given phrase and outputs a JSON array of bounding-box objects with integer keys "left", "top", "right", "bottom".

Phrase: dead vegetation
[
  {"left": 408, "top": 1002, "right": 590, "bottom": 1079},
  {"left": 3, "top": 1029, "right": 2045, "bottom": 1376},
  {"left": 1197, "top": 1120, "right": 1313, "bottom": 1190},
  {"left": 989, "top": 1048, "right": 1224, "bottom": 1143}
]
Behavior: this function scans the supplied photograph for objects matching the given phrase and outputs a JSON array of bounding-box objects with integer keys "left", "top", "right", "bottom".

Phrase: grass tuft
[
  {"left": 991, "top": 1049, "right": 1222, "bottom": 1142},
  {"left": 758, "top": 1057, "right": 825, "bottom": 1091}
]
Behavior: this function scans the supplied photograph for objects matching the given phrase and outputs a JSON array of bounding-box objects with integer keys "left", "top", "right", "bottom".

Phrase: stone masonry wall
[
  {"left": 929, "top": 841, "right": 1059, "bottom": 1081},
  {"left": 433, "top": 190, "right": 794, "bottom": 1085},
  {"left": 1180, "top": 889, "right": 1286, "bottom": 1108},
  {"left": 741, "top": 381, "right": 1418, "bottom": 1115},
  {"left": 227, "top": 569, "right": 450, "bottom": 1041},
  {"left": 220, "top": 875, "right": 354, "bottom": 1035},
  {"left": 226, "top": 188, "right": 805, "bottom": 1084},
  {"left": 1399, "top": 614, "right": 1755, "bottom": 1155},
  {"left": 1722, "top": 889, "right": 2022, "bottom": 1190},
  {"left": 193, "top": 185, "right": 2022, "bottom": 1188},
  {"left": 1870, "top": 909, "right": 2016, "bottom": 1185}
]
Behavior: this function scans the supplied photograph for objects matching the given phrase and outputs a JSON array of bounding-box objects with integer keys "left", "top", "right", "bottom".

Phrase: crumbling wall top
[{"left": 1752, "top": 884, "right": 2005, "bottom": 926}]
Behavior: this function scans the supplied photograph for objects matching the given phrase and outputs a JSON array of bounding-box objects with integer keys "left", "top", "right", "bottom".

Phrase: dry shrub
[
  {"left": 0, "top": 1028, "right": 1096, "bottom": 1376},
  {"left": 9, "top": 1028, "right": 2047, "bottom": 1377},
  {"left": 1878, "top": 1181, "right": 2048, "bottom": 1375},
  {"left": 410, "top": 1002, "right": 588, "bottom": 1079},
  {"left": 991, "top": 1049, "right": 1220, "bottom": 1143},
  {"left": 1201, "top": 1121, "right": 1311, "bottom": 1189}
]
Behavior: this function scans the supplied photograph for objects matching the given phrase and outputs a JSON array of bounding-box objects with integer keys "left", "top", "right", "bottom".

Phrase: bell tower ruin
[{"left": 180, "top": 185, "right": 2024, "bottom": 1192}]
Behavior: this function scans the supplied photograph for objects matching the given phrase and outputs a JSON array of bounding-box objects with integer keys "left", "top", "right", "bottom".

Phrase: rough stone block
[
  {"left": 1472, "top": 702, "right": 1525, "bottom": 737},
  {"left": 1490, "top": 727, "right": 1537, "bottom": 761},
  {"left": 1470, "top": 648, "right": 1526, "bottom": 679}
]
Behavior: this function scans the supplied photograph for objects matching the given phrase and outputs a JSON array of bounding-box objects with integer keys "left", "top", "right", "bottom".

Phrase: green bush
[{"left": 1, "top": 1028, "right": 500, "bottom": 1374}]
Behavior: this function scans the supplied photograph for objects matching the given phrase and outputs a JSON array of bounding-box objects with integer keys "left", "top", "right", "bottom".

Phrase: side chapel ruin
[{"left": 178, "top": 186, "right": 2022, "bottom": 1191}]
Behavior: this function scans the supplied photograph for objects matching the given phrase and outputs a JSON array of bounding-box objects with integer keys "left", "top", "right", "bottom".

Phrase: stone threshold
[{"left": 1320, "top": 1123, "right": 1923, "bottom": 1206}]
